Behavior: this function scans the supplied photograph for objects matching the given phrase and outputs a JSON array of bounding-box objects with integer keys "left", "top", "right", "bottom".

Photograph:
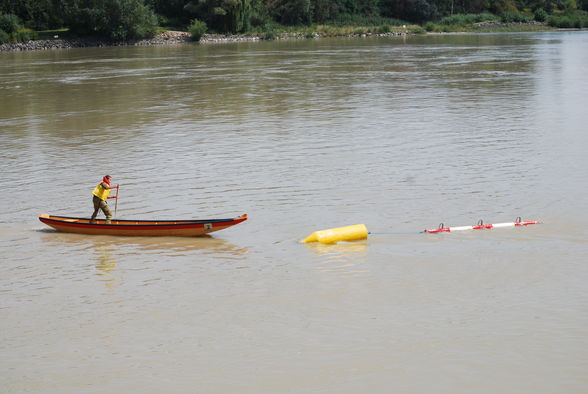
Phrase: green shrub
[
  {"left": 0, "top": 13, "right": 20, "bottom": 34},
  {"left": 565, "top": 0, "right": 578, "bottom": 10},
  {"left": 0, "top": 28, "right": 9, "bottom": 44},
  {"left": 64, "top": 0, "right": 158, "bottom": 41},
  {"left": 548, "top": 15, "right": 566, "bottom": 27},
  {"left": 328, "top": 14, "right": 406, "bottom": 27},
  {"left": 0, "top": 27, "right": 37, "bottom": 44},
  {"left": 410, "top": 26, "right": 425, "bottom": 34},
  {"left": 424, "top": 21, "right": 435, "bottom": 31},
  {"left": 548, "top": 12, "right": 588, "bottom": 27},
  {"left": 438, "top": 13, "right": 498, "bottom": 25},
  {"left": 261, "top": 23, "right": 277, "bottom": 39},
  {"left": 268, "top": 0, "right": 311, "bottom": 25},
  {"left": 110, "top": 1, "right": 158, "bottom": 40},
  {"left": 263, "top": 29, "right": 277, "bottom": 39},
  {"left": 188, "top": 19, "right": 207, "bottom": 41},
  {"left": 534, "top": 8, "right": 548, "bottom": 21},
  {"left": 378, "top": 24, "right": 391, "bottom": 33},
  {"left": 501, "top": 12, "right": 532, "bottom": 23},
  {"left": 438, "top": 14, "right": 471, "bottom": 25},
  {"left": 16, "top": 29, "right": 38, "bottom": 42},
  {"left": 558, "top": 15, "right": 570, "bottom": 27}
]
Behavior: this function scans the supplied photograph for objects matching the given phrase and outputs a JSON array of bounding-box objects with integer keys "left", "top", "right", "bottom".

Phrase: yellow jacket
[{"left": 92, "top": 182, "right": 111, "bottom": 201}]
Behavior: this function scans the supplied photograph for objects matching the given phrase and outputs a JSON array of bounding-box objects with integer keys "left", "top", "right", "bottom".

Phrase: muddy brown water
[{"left": 1, "top": 32, "right": 587, "bottom": 393}]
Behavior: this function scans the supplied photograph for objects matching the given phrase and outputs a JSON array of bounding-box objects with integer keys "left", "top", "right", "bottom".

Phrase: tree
[
  {"left": 380, "top": 0, "right": 438, "bottom": 22},
  {"left": 487, "top": 0, "right": 519, "bottom": 14},
  {"left": 185, "top": 0, "right": 252, "bottom": 32},
  {"left": 0, "top": 0, "right": 64, "bottom": 29},
  {"left": 63, "top": 0, "right": 158, "bottom": 40},
  {"left": 0, "top": 12, "right": 19, "bottom": 33},
  {"left": 312, "top": 0, "right": 339, "bottom": 23},
  {"left": 146, "top": 0, "right": 189, "bottom": 24},
  {"left": 408, "top": 0, "right": 438, "bottom": 21},
  {"left": 266, "top": 0, "right": 311, "bottom": 25}
]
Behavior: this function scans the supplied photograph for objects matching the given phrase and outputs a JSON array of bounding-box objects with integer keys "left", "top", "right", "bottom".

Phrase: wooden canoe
[{"left": 39, "top": 213, "right": 247, "bottom": 237}]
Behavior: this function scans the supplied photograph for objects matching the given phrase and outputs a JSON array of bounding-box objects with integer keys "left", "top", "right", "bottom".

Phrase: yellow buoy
[{"left": 302, "top": 224, "right": 368, "bottom": 244}]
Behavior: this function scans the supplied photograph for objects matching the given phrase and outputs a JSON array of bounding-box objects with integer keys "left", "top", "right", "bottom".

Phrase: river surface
[{"left": 1, "top": 32, "right": 587, "bottom": 393}]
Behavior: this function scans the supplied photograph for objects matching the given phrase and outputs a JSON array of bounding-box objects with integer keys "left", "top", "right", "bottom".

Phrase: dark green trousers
[{"left": 91, "top": 196, "right": 112, "bottom": 223}]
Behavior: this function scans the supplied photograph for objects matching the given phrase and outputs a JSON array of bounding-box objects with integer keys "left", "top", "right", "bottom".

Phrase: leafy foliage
[
  {"left": 0, "top": 12, "right": 19, "bottom": 33},
  {"left": 0, "top": 0, "right": 63, "bottom": 29},
  {"left": 63, "top": 0, "right": 157, "bottom": 40},
  {"left": 266, "top": 0, "right": 311, "bottom": 25},
  {"left": 380, "top": 0, "right": 439, "bottom": 23},
  {"left": 487, "top": 0, "right": 518, "bottom": 14},
  {"left": 438, "top": 13, "right": 498, "bottom": 25},
  {"left": 188, "top": 18, "right": 207, "bottom": 40},
  {"left": 0, "top": 12, "right": 39, "bottom": 43},
  {"left": 534, "top": 8, "right": 548, "bottom": 21},
  {"left": 548, "top": 10, "right": 588, "bottom": 27},
  {"left": 500, "top": 12, "right": 532, "bottom": 22},
  {"left": 0, "top": 27, "right": 8, "bottom": 43},
  {"left": 185, "top": 0, "right": 253, "bottom": 33},
  {"left": 327, "top": 14, "right": 405, "bottom": 26},
  {"left": 2, "top": 0, "right": 587, "bottom": 38}
]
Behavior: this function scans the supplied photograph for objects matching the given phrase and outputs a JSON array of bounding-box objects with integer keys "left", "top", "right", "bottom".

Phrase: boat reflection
[
  {"left": 95, "top": 245, "right": 117, "bottom": 288},
  {"left": 41, "top": 231, "right": 249, "bottom": 287},
  {"left": 41, "top": 231, "right": 248, "bottom": 256}
]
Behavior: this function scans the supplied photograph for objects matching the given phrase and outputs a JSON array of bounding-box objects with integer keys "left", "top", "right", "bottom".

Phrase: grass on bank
[
  {"left": 35, "top": 28, "right": 76, "bottom": 40},
  {"left": 547, "top": 10, "right": 588, "bottom": 28},
  {"left": 251, "top": 23, "right": 424, "bottom": 39},
  {"left": 424, "top": 10, "right": 588, "bottom": 32}
]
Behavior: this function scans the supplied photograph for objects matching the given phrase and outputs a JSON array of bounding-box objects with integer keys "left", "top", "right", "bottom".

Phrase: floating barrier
[
  {"left": 302, "top": 224, "right": 368, "bottom": 244},
  {"left": 302, "top": 217, "right": 539, "bottom": 244},
  {"left": 424, "top": 217, "right": 539, "bottom": 233}
]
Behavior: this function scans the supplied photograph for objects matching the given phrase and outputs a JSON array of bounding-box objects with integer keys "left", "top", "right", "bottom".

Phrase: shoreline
[
  {"left": 0, "top": 23, "right": 566, "bottom": 53},
  {"left": 0, "top": 30, "right": 411, "bottom": 52}
]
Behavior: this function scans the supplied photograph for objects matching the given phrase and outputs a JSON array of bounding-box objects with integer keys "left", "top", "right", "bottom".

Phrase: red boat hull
[{"left": 39, "top": 213, "right": 247, "bottom": 237}]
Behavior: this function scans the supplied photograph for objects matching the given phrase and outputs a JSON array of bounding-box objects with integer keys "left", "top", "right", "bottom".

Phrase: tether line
[{"left": 368, "top": 231, "right": 423, "bottom": 235}]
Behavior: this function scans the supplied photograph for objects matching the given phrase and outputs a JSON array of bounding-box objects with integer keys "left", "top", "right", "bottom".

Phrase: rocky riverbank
[
  {"left": 0, "top": 30, "right": 411, "bottom": 52},
  {"left": 0, "top": 31, "right": 192, "bottom": 52}
]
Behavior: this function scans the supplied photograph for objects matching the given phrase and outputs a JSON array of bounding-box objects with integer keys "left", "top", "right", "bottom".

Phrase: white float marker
[{"left": 424, "top": 217, "right": 539, "bottom": 233}]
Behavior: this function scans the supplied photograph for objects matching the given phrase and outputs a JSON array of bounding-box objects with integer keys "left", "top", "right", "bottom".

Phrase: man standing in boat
[{"left": 90, "top": 175, "right": 118, "bottom": 224}]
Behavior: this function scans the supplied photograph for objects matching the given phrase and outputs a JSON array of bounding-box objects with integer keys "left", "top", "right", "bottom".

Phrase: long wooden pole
[{"left": 114, "top": 185, "right": 119, "bottom": 217}]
